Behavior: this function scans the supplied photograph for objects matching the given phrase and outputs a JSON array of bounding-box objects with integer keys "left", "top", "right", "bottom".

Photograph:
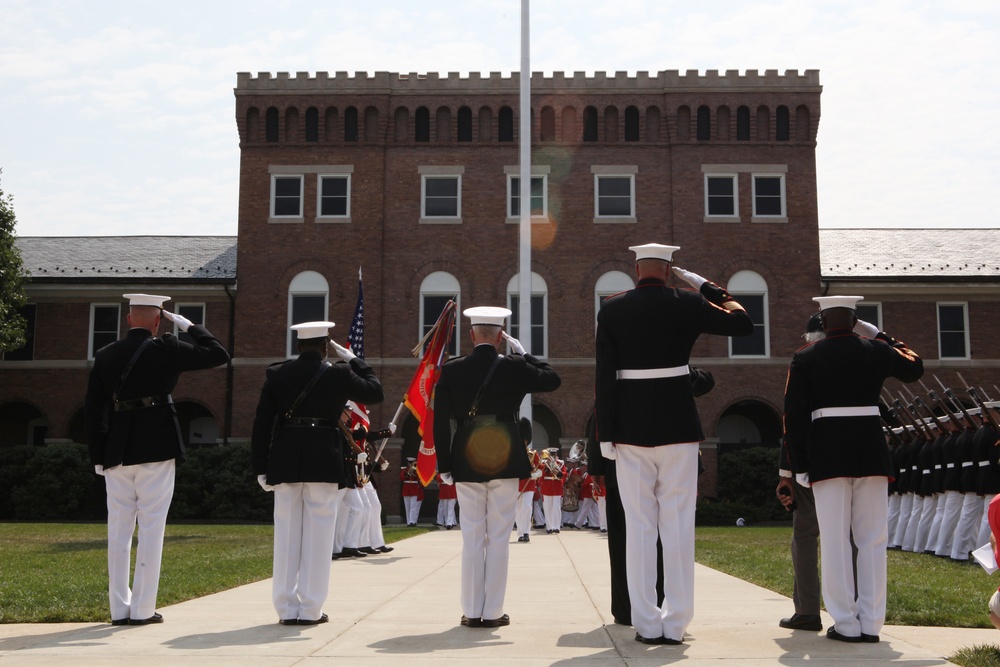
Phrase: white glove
[
  {"left": 530, "top": 468, "right": 542, "bottom": 479},
  {"left": 94, "top": 465, "right": 105, "bottom": 476},
  {"left": 257, "top": 474, "right": 275, "bottom": 492},
  {"left": 388, "top": 423, "right": 397, "bottom": 435},
  {"left": 795, "top": 472, "right": 811, "bottom": 488},
  {"left": 161, "top": 310, "right": 193, "bottom": 332},
  {"left": 854, "top": 319, "right": 879, "bottom": 338},
  {"left": 330, "top": 341, "right": 356, "bottom": 362},
  {"left": 440, "top": 472, "right": 454, "bottom": 485},
  {"left": 503, "top": 332, "right": 525, "bottom": 355},
  {"left": 600, "top": 441, "right": 617, "bottom": 461},
  {"left": 672, "top": 267, "right": 708, "bottom": 290},
  {"left": 356, "top": 451, "right": 368, "bottom": 464},
  {"left": 380, "top": 459, "right": 389, "bottom": 471}
]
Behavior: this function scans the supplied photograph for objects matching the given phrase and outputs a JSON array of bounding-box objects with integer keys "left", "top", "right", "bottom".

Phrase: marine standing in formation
[{"left": 85, "top": 293, "right": 230, "bottom": 626}]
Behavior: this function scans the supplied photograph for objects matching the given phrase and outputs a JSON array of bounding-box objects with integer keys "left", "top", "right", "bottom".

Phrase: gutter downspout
[{"left": 223, "top": 282, "right": 236, "bottom": 445}]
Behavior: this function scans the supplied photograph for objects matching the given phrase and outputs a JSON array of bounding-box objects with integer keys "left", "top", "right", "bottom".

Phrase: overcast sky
[{"left": 2, "top": 0, "right": 998, "bottom": 237}]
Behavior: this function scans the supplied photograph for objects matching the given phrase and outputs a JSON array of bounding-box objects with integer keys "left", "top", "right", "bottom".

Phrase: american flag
[{"left": 347, "top": 267, "right": 364, "bottom": 360}]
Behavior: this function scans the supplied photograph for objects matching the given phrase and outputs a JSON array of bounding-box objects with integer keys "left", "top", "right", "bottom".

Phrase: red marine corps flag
[{"left": 404, "top": 299, "right": 457, "bottom": 486}]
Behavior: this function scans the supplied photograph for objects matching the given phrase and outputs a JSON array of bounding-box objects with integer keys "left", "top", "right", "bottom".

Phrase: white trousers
[
  {"left": 575, "top": 497, "right": 597, "bottom": 527},
  {"left": 335, "top": 487, "right": 365, "bottom": 550},
  {"left": 890, "top": 492, "right": 913, "bottom": 548},
  {"left": 533, "top": 498, "right": 545, "bottom": 527},
  {"left": 437, "top": 498, "right": 457, "bottom": 527},
  {"left": 515, "top": 491, "right": 534, "bottom": 535},
  {"left": 616, "top": 442, "right": 698, "bottom": 642},
  {"left": 978, "top": 495, "right": 997, "bottom": 547},
  {"left": 542, "top": 494, "right": 562, "bottom": 531},
  {"left": 455, "top": 478, "right": 518, "bottom": 620},
  {"left": 403, "top": 496, "right": 422, "bottom": 525},
  {"left": 813, "top": 476, "right": 888, "bottom": 638},
  {"left": 361, "top": 482, "right": 386, "bottom": 548},
  {"left": 105, "top": 459, "right": 175, "bottom": 621},
  {"left": 901, "top": 494, "right": 924, "bottom": 551},
  {"left": 934, "top": 490, "right": 964, "bottom": 555},
  {"left": 951, "top": 492, "right": 984, "bottom": 560},
  {"left": 886, "top": 493, "right": 901, "bottom": 544},
  {"left": 596, "top": 496, "right": 608, "bottom": 531},
  {"left": 272, "top": 482, "right": 340, "bottom": 622},
  {"left": 914, "top": 493, "right": 939, "bottom": 552}
]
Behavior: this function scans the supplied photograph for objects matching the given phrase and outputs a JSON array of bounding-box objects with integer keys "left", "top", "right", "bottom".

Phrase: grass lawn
[{"left": 0, "top": 523, "right": 428, "bottom": 623}]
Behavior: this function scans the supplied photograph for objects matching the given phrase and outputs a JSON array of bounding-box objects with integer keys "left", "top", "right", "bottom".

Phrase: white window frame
[
  {"left": 854, "top": 302, "right": 882, "bottom": 331},
  {"left": 287, "top": 271, "right": 330, "bottom": 357},
  {"left": 704, "top": 173, "right": 739, "bottom": 222},
  {"left": 594, "top": 271, "right": 635, "bottom": 328},
  {"left": 419, "top": 166, "right": 464, "bottom": 224},
  {"left": 89, "top": 303, "right": 121, "bottom": 359},
  {"left": 751, "top": 173, "right": 787, "bottom": 221},
  {"left": 504, "top": 165, "right": 550, "bottom": 223},
  {"left": 316, "top": 171, "right": 352, "bottom": 223},
  {"left": 419, "top": 271, "right": 461, "bottom": 357},
  {"left": 592, "top": 165, "right": 637, "bottom": 223},
  {"left": 937, "top": 302, "right": 970, "bottom": 360},
  {"left": 269, "top": 173, "right": 304, "bottom": 222},
  {"left": 506, "top": 272, "right": 548, "bottom": 358},
  {"left": 727, "top": 271, "right": 769, "bottom": 358}
]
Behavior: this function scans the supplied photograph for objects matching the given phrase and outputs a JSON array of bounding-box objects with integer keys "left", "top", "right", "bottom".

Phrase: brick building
[{"left": 4, "top": 69, "right": 999, "bottom": 521}]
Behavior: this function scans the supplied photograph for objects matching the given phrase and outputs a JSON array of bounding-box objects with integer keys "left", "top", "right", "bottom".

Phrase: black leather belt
[
  {"left": 114, "top": 394, "right": 173, "bottom": 411},
  {"left": 285, "top": 417, "right": 333, "bottom": 428}
]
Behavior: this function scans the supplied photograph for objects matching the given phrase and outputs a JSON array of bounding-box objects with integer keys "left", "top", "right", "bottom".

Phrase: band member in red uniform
[
  {"left": 516, "top": 446, "right": 542, "bottom": 542},
  {"left": 401, "top": 458, "right": 423, "bottom": 526},
  {"left": 539, "top": 449, "right": 566, "bottom": 534}
]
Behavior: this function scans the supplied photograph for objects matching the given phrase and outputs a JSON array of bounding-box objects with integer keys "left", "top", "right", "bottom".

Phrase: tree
[{"left": 0, "top": 176, "right": 29, "bottom": 353}]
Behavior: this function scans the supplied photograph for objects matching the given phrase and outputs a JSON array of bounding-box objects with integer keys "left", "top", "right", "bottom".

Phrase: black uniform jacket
[
  {"left": 433, "top": 344, "right": 561, "bottom": 482},
  {"left": 784, "top": 328, "right": 923, "bottom": 483},
  {"left": 595, "top": 277, "right": 753, "bottom": 446},
  {"left": 251, "top": 352, "right": 384, "bottom": 485},
  {"left": 86, "top": 325, "right": 230, "bottom": 468}
]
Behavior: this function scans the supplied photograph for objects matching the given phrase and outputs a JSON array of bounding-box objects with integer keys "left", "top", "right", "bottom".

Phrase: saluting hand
[
  {"left": 671, "top": 267, "right": 708, "bottom": 290},
  {"left": 161, "top": 310, "right": 193, "bottom": 332},
  {"left": 502, "top": 332, "right": 525, "bottom": 355},
  {"left": 329, "top": 340, "right": 357, "bottom": 362}
]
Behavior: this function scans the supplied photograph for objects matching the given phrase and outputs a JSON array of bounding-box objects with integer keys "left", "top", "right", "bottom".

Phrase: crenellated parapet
[{"left": 235, "top": 69, "right": 821, "bottom": 94}]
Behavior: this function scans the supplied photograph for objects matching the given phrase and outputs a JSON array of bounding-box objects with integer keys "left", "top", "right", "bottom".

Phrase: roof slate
[{"left": 820, "top": 229, "right": 1000, "bottom": 279}]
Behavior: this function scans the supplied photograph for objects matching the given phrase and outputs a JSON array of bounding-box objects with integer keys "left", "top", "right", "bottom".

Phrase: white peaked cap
[
  {"left": 629, "top": 243, "right": 680, "bottom": 262},
  {"left": 813, "top": 296, "right": 863, "bottom": 311},
  {"left": 124, "top": 293, "right": 170, "bottom": 308},
  {"left": 290, "top": 321, "right": 335, "bottom": 340},
  {"left": 463, "top": 306, "right": 511, "bottom": 327}
]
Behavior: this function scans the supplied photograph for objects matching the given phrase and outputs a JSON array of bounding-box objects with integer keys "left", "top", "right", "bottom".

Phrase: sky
[{"left": 2, "top": 0, "right": 998, "bottom": 237}]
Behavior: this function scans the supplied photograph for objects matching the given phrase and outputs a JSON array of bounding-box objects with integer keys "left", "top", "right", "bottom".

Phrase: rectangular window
[
  {"left": 288, "top": 294, "right": 327, "bottom": 356},
  {"left": 318, "top": 175, "right": 350, "bottom": 218},
  {"left": 175, "top": 303, "right": 205, "bottom": 345},
  {"left": 2, "top": 304, "right": 36, "bottom": 361},
  {"left": 729, "top": 294, "right": 767, "bottom": 357},
  {"left": 855, "top": 303, "right": 882, "bottom": 331},
  {"left": 422, "top": 294, "right": 458, "bottom": 357},
  {"left": 271, "top": 175, "right": 303, "bottom": 218},
  {"left": 595, "top": 175, "right": 634, "bottom": 217},
  {"left": 705, "top": 174, "right": 738, "bottom": 218},
  {"left": 938, "top": 303, "right": 969, "bottom": 359},
  {"left": 90, "top": 304, "right": 121, "bottom": 358},
  {"left": 508, "top": 176, "right": 547, "bottom": 218},
  {"left": 508, "top": 294, "right": 546, "bottom": 357},
  {"left": 421, "top": 175, "right": 461, "bottom": 219},
  {"left": 752, "top": 174, "right": 785, "bottom": 218}
]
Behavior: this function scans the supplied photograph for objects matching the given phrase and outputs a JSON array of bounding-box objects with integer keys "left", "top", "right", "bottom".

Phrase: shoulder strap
[
  {"left": 113, "top": 337, "right": 154, "bottom": 402},
  {"left": 284, "top": 361, "right": 332, "bottom": 420},
  {"left": 467, "top": 355, "right": 504, "bottom": 419}
]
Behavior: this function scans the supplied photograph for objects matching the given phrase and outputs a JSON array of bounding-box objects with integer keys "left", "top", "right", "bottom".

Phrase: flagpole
[{"left": 517, "top": 0, "right": 533, "bottom": 435}]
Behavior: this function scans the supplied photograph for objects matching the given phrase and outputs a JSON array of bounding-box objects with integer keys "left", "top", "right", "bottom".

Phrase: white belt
[
  {"left": 922, "top": 469, "right": 931, "bottom": 474},
  {"left": 911, "top": 466, "right": 918, "bottom": 471},
  {"left": 946, "top": 463, "right": 955, "bottom": 469},
  {"left": 810, "top": 406, "right": 880, "bottom": 421},
  {"left": 962, "top": 461, "right": 974, "bottom": 467},
  {"left": 979, "top": 461, "right": 991, "bottom": 467},
  {"left": 934, "top": 464, "right": 942, "bottom": 470},
  {"left": 617, "top": 365, "right": 689, "bottom": 380}
]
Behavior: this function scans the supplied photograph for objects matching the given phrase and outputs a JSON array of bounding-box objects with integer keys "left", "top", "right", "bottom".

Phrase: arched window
[
  {"left": 795, "top": 105, "right": 811, "bottom": 142},
  {"left": 420, "top": 272, "right": 460, "bottom": 356},
  {"left": 561, "top": 107, "right": 577, "bottom": 142},
  {"left": 364, "top": 106, "right": 379, "bottom": 142},
  {"left": 285, "top": 107, "right": 299, "bottom": 142},
  {"left": 756, "top": 106, "right": 771, "bottom": 141},
  {"left": 583, "top": 106, "right": 598, "bottom": 141},
  {"left": 645, "top": 106, "right": 660, "bottom": 142},
  {"left": 415, "top": 106, "right": 430, "bottom": 142},
  {"left": 696, "top": 105, "right": 710, "bottom": 141},
  {"left": 265, "top": 107, "right": 279, "bottom": 142},
  {"left": 624, "top": 106, "right": 640, "bottom": 141},
  {"left": 716, "top": 106, "right": 731, "bottom": 141},
  {"left": 736, "top": 106, "right": 751, "bottom": 141},
  {"left": 457, "top": 106, "right": 473, "bottom": 142},
  {"left": 245, "top": 107, "right": 260, "bottom": 142},
  {"left": 305, "top": 107, "right": 319, "bottom": 142},
  {"left": 287, "top": 271, "right": 329, "bottom": 357},
  {"left": 506, "top": 272, "right": 548, "bottom": 357},
  {"left": 325, "top": 107, "right": 338, "bottom": 142},
  {"left": 344, "top": 106, "right": 359, "bottom": 142},
  {"left": 727, "top": 270, "right": 768, "bottom": 357},
  {"left": 498, "top": 106, "right": 514, "bottom": 142},
  {"left": 436, "top": 106, "right": 452, "bottom": 142},
  {"left": 776, "top": 105, "right": 790, "bottom": 141},
  {"left": 394, "top": 107, "right": 409, "bottom": 142},
  {"left": 479, "top": 106, "right": 493, "bottom": 142},
  {"left": 676, "top": 106, "right": 691, "bottom": 141},
  {"left": 594, "top": 271, "right": 635, "bottom": 326},
  {"left": 540, "top": 106, "right": 555, "bottom": 141}
]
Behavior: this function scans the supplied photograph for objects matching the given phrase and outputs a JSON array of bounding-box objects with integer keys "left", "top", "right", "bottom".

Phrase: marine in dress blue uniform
[{"left": 595, "top": 243, "right": 753, "bottom": 644}]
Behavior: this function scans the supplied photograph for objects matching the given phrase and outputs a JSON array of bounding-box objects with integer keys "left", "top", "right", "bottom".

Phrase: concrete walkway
[{"left": 0, "top": 528, "right": 997, "bottom": 666}]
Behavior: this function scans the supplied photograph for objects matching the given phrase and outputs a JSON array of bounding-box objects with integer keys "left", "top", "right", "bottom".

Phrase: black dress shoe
[
  {"left": 779, "top": 613, "right": 822, "bottom": 631},
  {"left": 461, "top": 615, "right": 483, "bottom": 627},
  {"left": 481, "top": 614, "right": 510, "bottom": 628},
  {"left": 128, "top": 613, "right": 163, "bottom": 626},
  {"left": 446, "top": 525, "right": 454, "bottom": 530},
  {"left": 662, "top": 637, "right": 683, "bottom": 645},
  {"left": 635, "top": 633, "right": 666, "bottom": 645},
  {"left": 331, "top": 552, "right": 342, "bottom": 560},
  {"left": 613, "top": 617, "right": 631, "bottom": 625},
  {"left": 111, "top": 618, "right": 129, "bottom": 626},
  {"left": 278, "top": 618, "right": 298, "bottom": 626},
  {"left": 359, "top": 546, "right": 379, "bottom": 555},
  {"left": 298, "top": 613, "right": 329, "bottom": 625},
  {"left": 861, "top": 633, "right": 880, "bottom": 643},
  {"left": 341, "top": 547, "right": 367, "bottom": 558},
  {"left": 377, "top": 545, "right": 395, "bottom": 553},
  {"left": 826, "top": 626, "right": 861, "bottom": 643}
]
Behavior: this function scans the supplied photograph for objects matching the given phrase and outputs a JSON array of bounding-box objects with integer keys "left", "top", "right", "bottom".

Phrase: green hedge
[
  {"left": 0, "top": 442, "right": 273, "bottom": 522},
  {"left": 697, "top": 445, "right": 790, "bottom": 526}
]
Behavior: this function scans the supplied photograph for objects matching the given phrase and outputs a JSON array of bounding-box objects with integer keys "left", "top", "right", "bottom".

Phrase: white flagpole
[{"left": 517, "top": 0, "right": 534, "bottom": 438}]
